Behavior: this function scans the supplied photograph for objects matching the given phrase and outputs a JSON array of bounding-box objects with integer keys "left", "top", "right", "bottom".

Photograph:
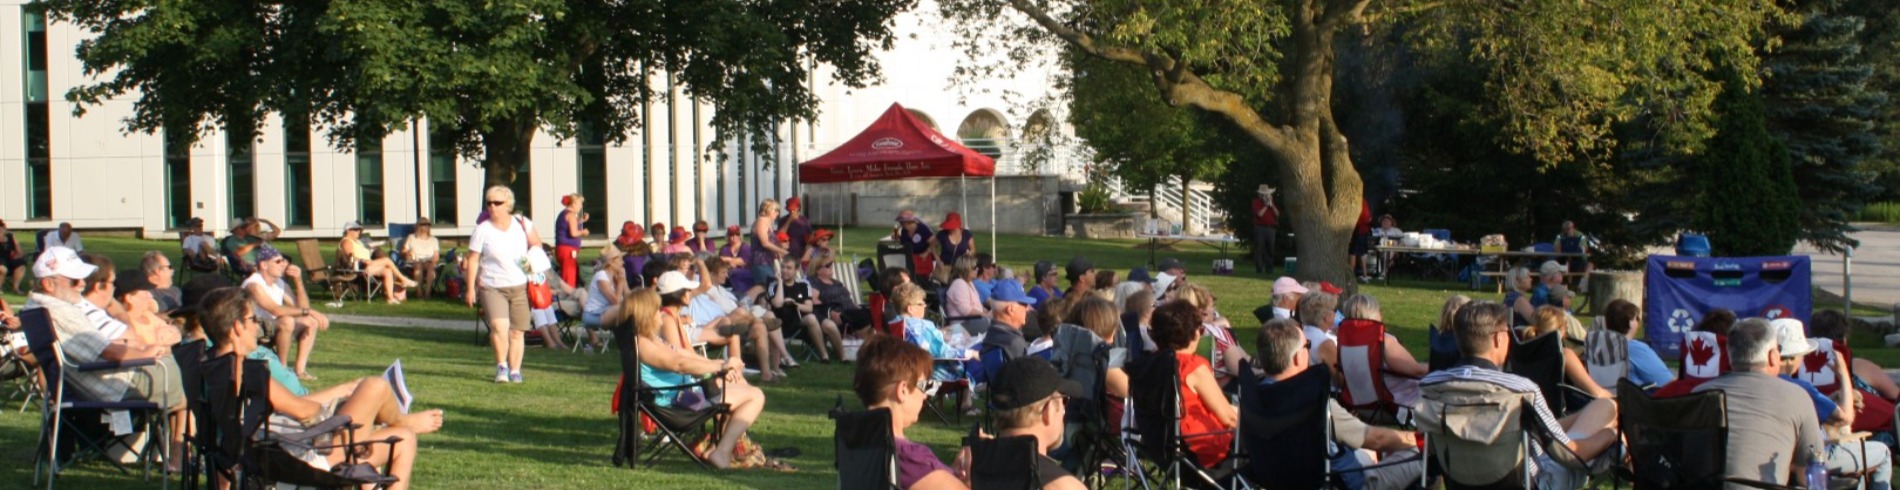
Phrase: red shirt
[
  {"left": 1354, "top": 201, "right": 1373, "bottom": 236},
  {"left": 1250, "top": 197, "right": 1278, "bottom": 227}
]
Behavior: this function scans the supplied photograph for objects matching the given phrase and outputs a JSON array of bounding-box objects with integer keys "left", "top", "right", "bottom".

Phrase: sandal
[{"left": 761, "top": 458, "right": 799, "bottom": 473}]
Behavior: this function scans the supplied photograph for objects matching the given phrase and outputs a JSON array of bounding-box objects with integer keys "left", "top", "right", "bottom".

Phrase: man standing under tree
[{"left": 1251, "top": 185, "right": 1279, "bottom": 275}]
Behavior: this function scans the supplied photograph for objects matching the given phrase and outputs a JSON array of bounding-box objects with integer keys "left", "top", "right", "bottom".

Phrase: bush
[
  {"left": 1856, "top": 202, "right": 1900, "bottom": 223},
  {"left": 1695, "top": 68, "right": 1801, "bottom": 257},
  {"left": 1077, "top": 184, "right": 1116, "bottom": 213}
]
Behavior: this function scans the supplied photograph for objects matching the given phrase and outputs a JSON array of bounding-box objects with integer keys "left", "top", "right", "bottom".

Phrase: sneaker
[
  {"left": 583, "top": 344, "right": 596, "bottom": 355},
  {"left": 495, "top": 365, "right": 509, "bottom": 383},
  {"left": 509, "top": 371, "right": 523, "bottom": 383}
]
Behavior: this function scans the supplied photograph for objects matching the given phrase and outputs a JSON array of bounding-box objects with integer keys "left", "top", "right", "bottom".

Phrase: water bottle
[{"left": 1806, "top": 445, "right": 1828, "bottom": 489}]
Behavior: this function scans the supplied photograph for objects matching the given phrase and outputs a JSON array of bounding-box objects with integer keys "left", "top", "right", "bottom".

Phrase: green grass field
[{"left": 3, "top": 230, "right": 1894, "bottom": 489}]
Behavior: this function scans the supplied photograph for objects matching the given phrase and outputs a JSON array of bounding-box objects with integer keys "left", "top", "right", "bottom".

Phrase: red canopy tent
[{"left": 798, "top": 103, "right": 999, "bottom": 256}]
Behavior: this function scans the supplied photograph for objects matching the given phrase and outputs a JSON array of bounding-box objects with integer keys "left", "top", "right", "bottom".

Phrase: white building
[{"left": 0, "top": 1, "right": 1073, "bottom": 240}]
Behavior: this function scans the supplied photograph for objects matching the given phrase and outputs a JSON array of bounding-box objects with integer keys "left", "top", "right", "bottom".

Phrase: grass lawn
[{"left": 5, "top": 228, "right": 1897, "bottom": 488}]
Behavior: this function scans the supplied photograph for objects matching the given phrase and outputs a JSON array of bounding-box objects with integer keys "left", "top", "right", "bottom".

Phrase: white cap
[
  {"left": 33, "top": 246, "right": 97, "bottom": 280},
  {"left": 343, "top": 221, "right": 364, "bottom": 231},
  {"left": 656, "top": 271, "right": 700, "bottom": 295},
  {"left": 1771, "top": 318, "right": 1813, "bottom": 358}
]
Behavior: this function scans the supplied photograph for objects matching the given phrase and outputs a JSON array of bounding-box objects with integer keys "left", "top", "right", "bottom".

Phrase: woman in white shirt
[
  {"left": 581, "top": 245, "right": 627, "bottom": 354},
  {"left": 403, "top": 218, "right": 442, "bottom": 299},
  {"left": 464, "top": 186, "right": 544, "bottom": 384}
]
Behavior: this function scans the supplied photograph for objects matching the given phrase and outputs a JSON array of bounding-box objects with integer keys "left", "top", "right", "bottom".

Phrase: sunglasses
[{"left": 487, "top": 200, "right": 508, "bottom": 207}]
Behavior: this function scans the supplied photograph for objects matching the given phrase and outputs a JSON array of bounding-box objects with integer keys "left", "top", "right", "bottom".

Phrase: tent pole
[
  {"left": 961, "top": 174, "right": 968, "bottom": 224},
  {"left": 990, "top": 176, "right": 997, "bottom": 258}
]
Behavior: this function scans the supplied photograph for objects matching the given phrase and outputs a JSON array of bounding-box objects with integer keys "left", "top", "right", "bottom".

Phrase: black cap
[
  {"left": 990, "top": 357, "right": 1087, "bottom": 410},
  {"left": 1126, "top": 267, "right": 1155, "bottom": 284},
  {"left": 976, "top": 253, "right": 995, "bottom": 269},
  {"left": 1033, "top": 261, "right": 1056, "bottom": 282},
  {"left": 114, "top": 268, "right": 158, "bottom": 299},
  {"left": 1157, "top": 257, "right": 1185, "bottom": 273},
  {"left": 174, "top": 275, "right": 235, "bottom": 316},
  {"left": 1065, "top": 256, "right": 1095, "bottom": 282}
]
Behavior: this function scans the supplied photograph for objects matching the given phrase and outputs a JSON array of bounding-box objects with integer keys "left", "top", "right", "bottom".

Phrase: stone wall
[
  {"left": 800, "top": 175, "right": 1062, "bottom": 235},
  {"left": 1066, "top": 213, "right": 1141, "bottom": 239}
]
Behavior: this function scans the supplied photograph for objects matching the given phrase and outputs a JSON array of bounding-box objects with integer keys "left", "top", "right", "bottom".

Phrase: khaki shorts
[
  {"left": 479, "top": 285, "right": 533, "bottom": 331},
  {"left": 125, "top": 355, "right": 185, "bottom": 410}
]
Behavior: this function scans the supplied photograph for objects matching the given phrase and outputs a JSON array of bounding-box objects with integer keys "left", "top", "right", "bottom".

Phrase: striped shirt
[
  {"left": 1420, "top": 359, "right": 1572, "bottom": 478},
  {"left": 77, "top": 298, "right": 128, "bottom": 342}
]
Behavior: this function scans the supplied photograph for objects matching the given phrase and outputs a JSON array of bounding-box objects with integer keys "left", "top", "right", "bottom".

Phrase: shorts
[
  {"left": 479, "top": 284, "right": 533, "bottom": 331},
  {"left": 688, "top": 320, "right": 753, "bottom": 342},
  {"left": 125, "top": 355, "right": 185, "bottom": 410},
  {"left": 1, "top": 256, "right": 25, "bottom": 270},
  {"left": 750, "top": 263, "right": 776, "bottom": 285},
  {"left": 583, "top": 310, "right": 603, "bottom": 329},
  {"left": 1349, "top": 232, "right": 1371, "bottom": 256},
  {"left": 530, "top": 307, "right": 558, "bottom": 328}
]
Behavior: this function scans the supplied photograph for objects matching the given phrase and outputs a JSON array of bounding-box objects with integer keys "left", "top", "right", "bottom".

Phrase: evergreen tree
[
  {"left": 1840, "top": 0, "right": 1900, "bottom": 199},
  {"left": 1698, "top": 68, "right": 1801, "bottom": 257},
  {"left": 1761, "top": 0, "right": 1885, "bottom": 252}
]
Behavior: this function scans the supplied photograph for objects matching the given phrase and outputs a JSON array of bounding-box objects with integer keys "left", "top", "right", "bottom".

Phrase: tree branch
[
  {"left": 1320, "top": 0, "right": 1377, "bottom": 31},
  {"left": 1003, "top": 0, "right": 1146, "bottom": 64}
]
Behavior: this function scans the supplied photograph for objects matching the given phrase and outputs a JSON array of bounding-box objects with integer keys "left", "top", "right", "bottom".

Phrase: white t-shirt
[
  {"left": 182, "top": 234, "right": 212, "bottom": 255},
  {"left": 243, "top": 273, "right": 289, "bottom": 322},
  {"left": 584, "top": 270, "right": 615, "bottom": 315},
  {"left": 1303, "top": 324, "right": 1336, "bottom": 360},
  {"left": 469, "top": 217, "right": 533, "bottom": 288},
  {"left": 46, "top": 232, "right": 83, "bottom": 252}
]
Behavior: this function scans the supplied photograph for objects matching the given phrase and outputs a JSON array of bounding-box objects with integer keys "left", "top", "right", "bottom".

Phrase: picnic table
[
  {"left": 1139, "top": 234, "right": 1240, "bottom": 269},
  {"left": 1372, "top": 244, "right": 1584, "bottom": 291}
]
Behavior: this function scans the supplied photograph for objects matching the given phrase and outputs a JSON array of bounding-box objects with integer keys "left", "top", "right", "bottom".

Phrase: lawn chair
[
  {"left": 1125, "top": 352, "right": 1236, "bottom": 489},
  {"left": 829, "top": 403, "right": 900, "bottom": 490},
  {"left": 1616, "top": 379, "right": 1797, "bottom": 489},
  {"left": 196, "top": 354, "right": 402, "bottom": 489},
  {"left": 1583, "top": 329, "right": 1631, "bottom": 396},
  {"left": 21, "top": 307, "right": 172, "bottom": 489},
  {"left": 293, "top": 239, "right": 363, "bottom": 304},
  {"left": 1417, "top": 376, "right": 1536, "bottom": 489},
  {"left": 965, "top": 434, "right": 1042, "bottom": 489},
  {"left": 1506, "top": 332, "right": 1586, "bottom": 417},
  {"left": 1237, "top": 362, "right": 1418, "bottom": 489},
  {"left": 1070, "top": 344, "right": 1136, "bottom": 488},
  {"left": 1335, "top": 318, "right": 1416, "bottom": 425},
  {"left": 1677, "top": 331, "right": 1728, "bottom": 384},
  {"left": 1795, "top": 337, "right": 1846, "bottom": 396},
  {"left": 384, "top": 223, "right": 417, "bottom": 273},
  {"left": 613, "top": 333, "right": 732, "bottom": 469}
]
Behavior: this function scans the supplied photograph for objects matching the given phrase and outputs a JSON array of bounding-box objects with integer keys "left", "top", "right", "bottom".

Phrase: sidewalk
[{"left": 328, "top": 313, "right": 479, "bottom": 332}]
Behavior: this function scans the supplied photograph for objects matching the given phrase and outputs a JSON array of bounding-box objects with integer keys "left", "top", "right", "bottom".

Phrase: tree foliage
[
  {"left": 1697, "top": 68, "right": 1801, "bottom": 257},
  {"left": 939, "top": 0, "right": 1784, "bottom": 283},
  {"left": 1760, "top": 0, "right": 1885, "bottom": 253},
  {"left": 39, "top": 0, "right": 912, "bottom": 185},
  {"left": 1065, "top": 50, "right": 1230, "bottom": 193}
]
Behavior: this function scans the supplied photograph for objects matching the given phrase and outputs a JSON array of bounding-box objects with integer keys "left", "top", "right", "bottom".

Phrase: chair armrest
[
  {"left": 280, "top": 415, "right": 357, "bottom": 444},
  {"left": 74, "top": 356, "right": 158, "bottom": 371}
]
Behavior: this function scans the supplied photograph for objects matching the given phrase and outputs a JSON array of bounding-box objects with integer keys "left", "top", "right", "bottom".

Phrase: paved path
[
  {"left": 327, "top": 313, "right": 480, "bottom": 332},
  {"left": 1797, "top": 224, "right": 1900, "bottom": 311}
]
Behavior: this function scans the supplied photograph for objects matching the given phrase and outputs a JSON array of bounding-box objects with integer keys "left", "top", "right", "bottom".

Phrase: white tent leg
[{"left": 990, "top": 176, "right": 997, "bottom": 258}]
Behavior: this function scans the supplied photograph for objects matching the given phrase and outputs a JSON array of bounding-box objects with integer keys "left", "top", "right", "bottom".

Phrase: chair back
[
  {"left": 386, "top": 223, "right": 417, "bottom": 268},
  {"left": 1336, "top": 318, "right": 1396, "bottom": 410},
  {"left": 1529, "top": 242, "right": 1554, "bottom": 254},
  {"left": 1428, "top": 325, "right": 1461, "bottom": 372},
  {"left": 830, "top": 406, "right": 899, "bottom": 490},
  {"left": 966, "top": 435, "right": 1041, "bottom": 490},
  {"left": 1127, "top": 352, "right": 1184, "bottom": 461},
  {"left": 1506, "top": 332, "right": 1568, "bottom": 416},
  {"left": 1418, "top": 376, "right": 1533, "bottom": 488},
  {"left": 1617, "top": 379, "right": 1728, "bottom": 489},
  {"left": 876, "top": 240, "right": 912, "bottom": 277},
  {"left": 1677, "top": 332, "right": 1728, "bottom": 383},
  {"left": 18, "top": 308, "right": 64, "bottom": 402},
  {"left": 292, "top": 239, "right": 330, "bottom": 276},
  {"left": 1237, "top": 363, "right": 1334, "bottom": 489},
  {"left": 1583, "top": 329, "right": 1630, "bottom": 395},
  {"left": 1202, "top": 323, "right": 1240, "bottom": 385},
  {"left": 1796, "top": 337, "right": 1843, "bottom": 395}
]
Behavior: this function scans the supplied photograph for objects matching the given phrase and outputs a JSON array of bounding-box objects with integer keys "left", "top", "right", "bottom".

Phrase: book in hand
[{"left": 383, "top": 359, "right": 413, "bottom": 414}]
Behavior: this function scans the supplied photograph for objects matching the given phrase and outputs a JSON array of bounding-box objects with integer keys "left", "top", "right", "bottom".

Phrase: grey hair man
[
  {"left": 1257, "top": 318, "right": 1422, "bottom": 490},
  {"left": 1693, "top": 318, "right": 1826, "bottom": 485}
]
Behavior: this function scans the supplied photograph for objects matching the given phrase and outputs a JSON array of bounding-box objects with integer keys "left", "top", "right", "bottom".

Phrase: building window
[
  {"left": 284, "top": 115, "right": 313, "bottom": 228},
  {"left": 577, "top": 122, "right": 608, "bottom": 236},
  {"left": 164, "top": 127, "right": 192, "bottom": 229},
  {"left": 428, "top": 130, "right": 458, "bottom": 226},
  {"left": 227, "top": 123, "right": 256, "bottom": 221},
  {"left": 23, "top": 11, "right": 51, "bottom": 219},
  {"left": 507, "top": 160, "right": 532, "bottom": 220},
  {"left": 357, "top": 135, "right": 385, "bottom": 226}
]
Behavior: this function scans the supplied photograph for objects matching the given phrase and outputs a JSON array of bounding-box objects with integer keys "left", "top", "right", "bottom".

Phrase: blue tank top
[{"left": 638, "top": 362, "right": 695, "bottom": 407}]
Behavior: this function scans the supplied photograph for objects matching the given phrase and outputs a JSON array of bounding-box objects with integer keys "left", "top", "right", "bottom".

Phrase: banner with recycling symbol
[{"left": 1643, "top": 255, "right": 1812, "bottom": 359}]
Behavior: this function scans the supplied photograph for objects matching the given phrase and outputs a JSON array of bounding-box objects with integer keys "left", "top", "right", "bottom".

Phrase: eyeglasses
[{"left": 487, "top": 200, "right": 508, "bottom": 207}]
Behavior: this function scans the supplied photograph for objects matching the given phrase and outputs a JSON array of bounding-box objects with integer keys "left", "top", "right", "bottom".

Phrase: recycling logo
[{"left": 1667, "top": 309, "right": 1697, "bottom": 334}]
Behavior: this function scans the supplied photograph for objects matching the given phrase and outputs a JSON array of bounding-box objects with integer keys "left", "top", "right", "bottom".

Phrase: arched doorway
[{"left": 957, "top": 109, "right": 1009, "bottom": 158}]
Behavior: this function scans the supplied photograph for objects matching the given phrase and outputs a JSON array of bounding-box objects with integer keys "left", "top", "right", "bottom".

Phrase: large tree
[
  {"left": 1066, "top": 51, "right": 1232, "bottom": 230},
  {"left": 940, "top": 0, "right": 1784, "bottom": 284},
  {"left": 41, "top": 0, "right": 911, "bottom": 186},
  {"left": 1761, "top": 0, "right": 1885, "bottom": 253}
]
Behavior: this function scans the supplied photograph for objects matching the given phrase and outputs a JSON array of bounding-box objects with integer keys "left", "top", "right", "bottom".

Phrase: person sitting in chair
[
  {"left": 198, "top": 287, "right": 441, "bottom": 490},
  {"left": 854, "top": 336, "right": 971, "bottom": 489},
  {"left": 340, "top": 221, "right": 420, "bottom": 304},
  {"left": 1256, "top": 318, "right": 1423, "bottom": 490},
  {"left": 401, "top": 218, "right": 441, "bottom": 299},
  {"left": 1149, "top": 300, "right": 1238, "bottom": 468},
  {"left": 1421, "top": 301, "right": 1619, "bottom": 488},
  {"left": 242, "top": 247, "right": 330, "bottom": 380},
  {"left": 1525, "top": 306, "right": 1611, "bottom": 400},
  {"left": 985, "top": 356, "right": 1089, "bottom": 490},
  {"left": 1694, "top": 318, "right": 1829, "bottom": 485},
  {"left": 1766, "top": 319, "right": 1891, "bottom": 488},
  {"left": 607, "top": 288, "right": 783, "bottom": 471}
]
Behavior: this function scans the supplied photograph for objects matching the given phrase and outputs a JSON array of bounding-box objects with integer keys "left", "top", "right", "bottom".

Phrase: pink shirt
[{"left": 946, "top": 278, "right": 985, "bottom": 318}]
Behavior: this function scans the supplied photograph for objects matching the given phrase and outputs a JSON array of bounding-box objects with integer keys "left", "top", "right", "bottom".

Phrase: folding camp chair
[
  {"left": 829, "top": 403, "right": 900, "bottom": 490},
  {"left": 1796, "top": 337, "right": 1847, "bottom": 395},
  {"left": 1427, "top": 325, "right": 1461, "bottom": 372},
  {"left": 21, "top": 308, "right": 172, "bottom": 489},
  {"left": 966, "top": 434, "right": 1043, "bottom": 489},
  {"left": 293, "top": 239, "right": 364, "bottom": 304},
  {"left": 1616, "top": 379, "right": 1798, "bottom": 490},
  {"left": 1236, "top": 363, "right": 1419, "bottom": 489},
  {"left": 1418, "top": 377, "right": 1536, "bottom": 490},
  {"left": 1583, "top": 329, "right": 1632, "bottom": 396},
  {"left": 1677, "top": 331, "right": 1728, "bottom": 384},
  {"left": 196, "top": 354, "right": 401, "bottom": 489},
  {"left": 1125, "top": 352, "right": 1237, "bottom": 489},
  {"left": 1335, "top": 318, "right": 1416, "bottom": 425},
  {"left": 612, "top": 332, "right": 732, "bottom": 469},
  {"left": 1506, "top": 332, "right": 1588, "bottom": 417}
]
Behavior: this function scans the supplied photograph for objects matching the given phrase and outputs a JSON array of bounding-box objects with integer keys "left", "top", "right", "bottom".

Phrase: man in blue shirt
[
  {"left": 971, "top": 253, "right": 997, "bottom": 305},
  {"left": 1772, "top": 319, "right": 1890, "bottom": 489},
  {"left": 1603, "top": 300, "right": 1674, "bottom": 387}
]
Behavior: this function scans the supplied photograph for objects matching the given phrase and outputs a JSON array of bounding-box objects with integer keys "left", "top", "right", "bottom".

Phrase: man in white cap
[
  {"left": 23, "top": 247, "right": 187, "bottom": 462},
  {"left": 1769, "top": 318, "right": 1891, "bottom": 488},
  {"left": 1250, "top": 185, "right": 1279, "bottom": 274},
  {"left": 1269, "top": 277, "right": 1307, "bottom": 320},
  {"left": 671, "top": 260, "right": 780, "bottom": 382}
]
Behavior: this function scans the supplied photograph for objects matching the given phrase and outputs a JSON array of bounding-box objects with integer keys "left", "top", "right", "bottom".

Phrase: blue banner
[{"left": 1643, "top": 255, "right": 1812, "bottom": 358}]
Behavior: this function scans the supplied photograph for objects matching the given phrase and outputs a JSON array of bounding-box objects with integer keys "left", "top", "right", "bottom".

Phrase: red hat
[
  {"left": 812, "top": 228, "right": 835, "bottom": 242},
  {"left": 560, "top": 195, "right": 574, "bottom": 206},
  {"left": 775, "top": 230, "right": 791, "bottom": 244},
  {"left": 1318, "top": 281, "right": 1344, "bottom": 295},
  {"left": 786, "top": 197, "right": 802, "bottom": 211},
  {"left": 693, "top": 220, "right": 709, "bottom": 232},
  {"left": 617, "top": 221, "right": 644, "bottom": 246},
  {"left": 726, "top": 224, "right": 742, "bottom": 236},
  {"left": 942, "top": 212, "right": 963, "bottom": 231},
  {"left": 670, "top": 226, "right": 689, "bottom": 243},
  {"left": 649, "top": 222, "right": 666, "bottom": 234}
]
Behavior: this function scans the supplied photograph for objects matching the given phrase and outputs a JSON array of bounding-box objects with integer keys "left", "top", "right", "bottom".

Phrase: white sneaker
[{"left": 495, "top": 365, "right": 509, "bottom": 383}]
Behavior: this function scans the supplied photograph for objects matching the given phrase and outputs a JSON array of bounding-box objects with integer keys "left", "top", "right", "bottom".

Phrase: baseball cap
[
  {"left": 114, "top": 268, "right": 158, "bottom": 298},
  {"left": 1064, "top": 256, "right": 1095, "bottom": 282},
  {"left": 1126, "top": 267, "right": 1154, "bottom": 284},
  {"left": 1157, "top": 257, "right": 1186, "bottom": 273},
  {"left": 896, "top": 210, "right": 918, "bottom": 223},
  {"left": 656, "top": 271, "right": 700, "bottom": 295},
  {"left": 1539, "top": 261, "right": 1566, "bottom": 277},
  {"left": 1272, "top": 277, "right": 1309, "bottom": 296},
  {"left": 343, "top": 220, "right": 364, "bottom": 231},
  {"left": 1318, "top": 281, "right": 1344, "bottom": 295},
  {"left": 990, "top": 279, "right": 1038, "bottom": 306},
  {"left": 256, "top": 246, "right": 287, "bottom": 264},
  {"left": 1772, "top": 318, "right": 1813, "bottom": 358},
  {"left": 989, "top": 357, "right": 1086, "bottom": 410},
  {"left": 32, "top": 246, "right": 96, "bottom": 280}
]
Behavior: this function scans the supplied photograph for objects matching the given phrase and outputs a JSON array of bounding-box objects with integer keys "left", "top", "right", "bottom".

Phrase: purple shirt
[
  {"left": 554, "top": 210, "right": 582, "bottom": 248},
  {"left": 895, "top": 437, "right": 951, "bottom": 489},
  {"left": 780, "top": 215, "right": 812, "bottom": 260}
]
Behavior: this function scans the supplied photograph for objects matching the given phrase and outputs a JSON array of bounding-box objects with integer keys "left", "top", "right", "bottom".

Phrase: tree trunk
[
  {"left": 1179, "top": 174, "right": 1193, "bottom": 235},
  {"left": 480, "top": 115, "right": 538, "bottom": 188}
]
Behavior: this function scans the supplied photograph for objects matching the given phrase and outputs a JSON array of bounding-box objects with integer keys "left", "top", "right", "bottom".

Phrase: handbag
[{"left": 527, "top": 278, "right": 554, "bottom": 310}]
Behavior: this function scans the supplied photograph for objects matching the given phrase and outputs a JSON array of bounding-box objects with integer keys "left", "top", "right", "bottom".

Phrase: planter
[{"left": 1066, "top": 213, "right": 1141, "bottom": 239}]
